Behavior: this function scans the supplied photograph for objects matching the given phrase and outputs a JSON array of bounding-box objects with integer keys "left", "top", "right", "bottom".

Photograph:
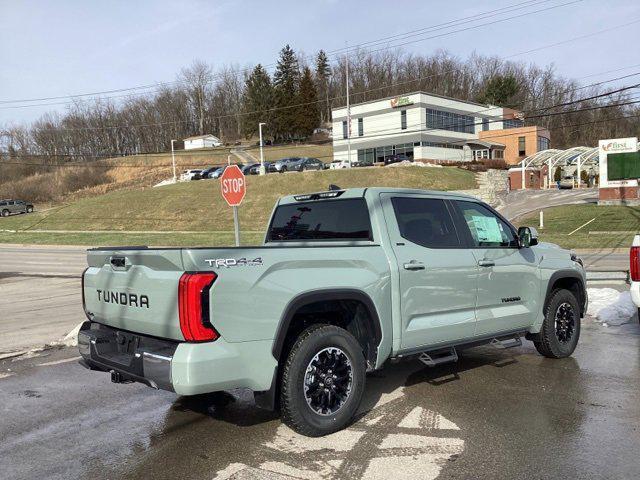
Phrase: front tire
[
  {"left": 26, "top": 206, "right": 33, "bottom": 213},
  {"left": 280, "top": 324, "right": 366, "bottom": 437},
  {"left": 1, "top": 209, "right": 9, "bottom": 217},
  {"left": 534, "top": 289, "right": 581, "bottom": 358}
]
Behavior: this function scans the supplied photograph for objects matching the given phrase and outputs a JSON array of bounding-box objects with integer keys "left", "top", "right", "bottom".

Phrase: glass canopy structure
[{"left": 518, "top": 146, "right": 599, "bottom": 187}]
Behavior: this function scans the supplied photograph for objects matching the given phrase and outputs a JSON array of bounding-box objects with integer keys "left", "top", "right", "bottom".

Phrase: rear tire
[
  {"left": 280, "top": 324, "right": 366, "bottom": 437},
  {"left": 1, "top": 209, "right": 9, "bottom": 217},
  {"left": 26, "top": 206, "right": 33, "bottom": 213},
  {"left": 534, "top": 288, "right": 581, "bottom": 358}
]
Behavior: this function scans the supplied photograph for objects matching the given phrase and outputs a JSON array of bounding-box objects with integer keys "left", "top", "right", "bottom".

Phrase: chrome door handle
[
  {"left": 478, "top": 259, "right": 495, "bottom": 267},
  {"left": 403, "top": 261, "right": 425, "bottom": 271}
]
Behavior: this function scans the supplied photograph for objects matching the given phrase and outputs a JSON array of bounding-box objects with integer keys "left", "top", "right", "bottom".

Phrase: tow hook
[{"left": 110, "top": 370, "right": 132, "bottom": 384}]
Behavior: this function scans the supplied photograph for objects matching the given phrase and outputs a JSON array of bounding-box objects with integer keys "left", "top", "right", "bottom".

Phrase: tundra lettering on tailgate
[{"left": 97, "top": 289, "right": 149, "bottom": 308}]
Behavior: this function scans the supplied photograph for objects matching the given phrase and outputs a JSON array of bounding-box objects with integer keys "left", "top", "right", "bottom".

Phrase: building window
[
  {"left": 421, "top": 141, "right": 463, "bottom": 150},
  {"left": 473, "top": 149, "right": 490, "bottom": 160},
  {"left": 493, "top": 149, "right": 504, "bottom": 160},
  {"left": 342, "top": 120, "right": 348, "bottom": 140},
  {"left": 357, "top": 148, "right": 375, "bottom": 165},
  {"left": 518, "top": 136, "right": 526, "bottom": 156},
  {"left": 537, "top": 136, "right": 549, "bottom": 151},
  {"left": 426, "top": 108, "right": 475, "bottom": 134},
  {"left": 401, "top": 110, "right": 407, "bottom": 130},
  {"left": 504, "top": 118, "right": 524, "bottom": 129},
  {"left": 358, "top": 118, "right": 363, "bottom": 137},
  {"left": 482, "top": 118, "right": 489, "bottom": 131}
]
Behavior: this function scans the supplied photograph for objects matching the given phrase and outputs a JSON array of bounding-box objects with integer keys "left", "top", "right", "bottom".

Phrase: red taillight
[
  {"left": 631, "top": 247, "right": 640, "bottom": 282},
  {"left": 178, "top": 272, "right": 219, "bottom": 342}
]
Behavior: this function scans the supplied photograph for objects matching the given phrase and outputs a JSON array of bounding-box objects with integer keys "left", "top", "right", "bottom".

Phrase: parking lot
[{"left": 0, "top": 243, "right": 638, "bottom": 480}]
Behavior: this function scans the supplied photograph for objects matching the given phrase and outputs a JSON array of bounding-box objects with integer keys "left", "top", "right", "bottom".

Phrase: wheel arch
[
  {"left": 544, "top": 270, "right": 586, "bottom": 318},
  {"left": 272, "top": 289, "right": 383, "bottom": 369}
]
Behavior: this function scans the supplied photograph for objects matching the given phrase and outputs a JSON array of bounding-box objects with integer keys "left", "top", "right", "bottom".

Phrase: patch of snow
[
  {"left": 387, "top": 161, "right": 443, "bottom": 168},
  {"left": 586, "top": 288, "right": 637, "bottom": 326},
  {"left": 154, "top": 179, "right": 177, "bottom": 187}
]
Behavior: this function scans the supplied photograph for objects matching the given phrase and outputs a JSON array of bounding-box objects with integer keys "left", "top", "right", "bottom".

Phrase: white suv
[{"left": 630, "top": 234, "right": 640, "bottom": 318}]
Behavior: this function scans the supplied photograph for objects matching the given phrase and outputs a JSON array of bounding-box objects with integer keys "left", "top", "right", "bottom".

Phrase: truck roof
[{"left": 277, "top": 187, "right": 479, "bottom": 205}]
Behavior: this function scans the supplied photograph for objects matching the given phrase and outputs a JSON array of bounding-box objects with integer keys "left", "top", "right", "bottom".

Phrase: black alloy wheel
[{"left": 303, "top": 347, "right": 353, "bottom": 416}]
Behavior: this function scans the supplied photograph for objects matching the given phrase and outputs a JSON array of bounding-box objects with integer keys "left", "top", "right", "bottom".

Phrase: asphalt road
[
  {"left": 498, "top": 188, "right": 598, "bottom": 221},
  {"left": 1, "top": 317, "right": 638, "bottom": 480},
  {"left": 0, "top": 246, "right": 86, "bottom": 355}
]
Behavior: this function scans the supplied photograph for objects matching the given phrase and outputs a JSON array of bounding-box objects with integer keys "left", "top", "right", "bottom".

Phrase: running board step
[
  {"left": 418, "top": 347, "right": 458, "bottom": 367},
  {"left": 490, "top": 335, "right": 522, "bottom": 349}
]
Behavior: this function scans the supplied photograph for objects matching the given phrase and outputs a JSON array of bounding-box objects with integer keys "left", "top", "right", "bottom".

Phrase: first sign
[{"left": 220, "top": 165, "right": 246, "bottom": 206}]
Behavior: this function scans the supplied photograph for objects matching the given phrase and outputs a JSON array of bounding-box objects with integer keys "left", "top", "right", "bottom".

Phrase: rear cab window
[
  {"left": 391, "top": 197, "right": 460, "bottom": 248},
  {"left": 267, "top": 198, "right": 372, "bottom": 242}
]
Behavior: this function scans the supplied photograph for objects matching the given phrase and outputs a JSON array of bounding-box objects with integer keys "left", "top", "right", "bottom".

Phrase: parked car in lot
[
  {"left": 559, "top": 175, "right": 575, "bottom": 189},
  {"left": 210, "top": 166, "right": 226, "bottom": 179},
  {"left": 248, "top": 162, "right": 274, "bottom": 175},
  {"left": 630, "top": 234, "right": 640, "bottom": 319},
  {"left": 180, "top": 169, "right": 203, "bottom": 181},
  {"left": 384, "top": 153, "right": 413, "bottom": 166},
  {"left": 200, "top": 166, "right": 219, "bottom": 179},
  {"left": 0, "top": 199, "right": 34, "bottom": 217},
  {"left": 79, "top": 186, "right": 587, "bottom": 437},
  {"left": 329, "top": 160, "right": 355, "bottom": 169},
  {"left": 242, "top": 163, "right": 260, "bottom": 175},
  {"left": 287, "top": 157, "right": 324, "bottom": 172},
  {"left": 273, "top": 157, "right": 301, "bottom": 173}
]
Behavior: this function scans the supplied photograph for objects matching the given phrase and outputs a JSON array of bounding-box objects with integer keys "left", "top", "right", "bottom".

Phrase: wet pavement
[{"left": 1, "top": 316, "right": 639, "bottom": 480}]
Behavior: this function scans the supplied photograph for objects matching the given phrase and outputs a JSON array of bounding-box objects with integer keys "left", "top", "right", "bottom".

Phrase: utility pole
[
  {"left": 345, "top": 45, "right": 352, "bottom": 168},
  {"left": 259, "top": 122, "right": 266, "bottom": 175},
  {"left": 171, "top": 139, "right": 177, "bottom": 183}
]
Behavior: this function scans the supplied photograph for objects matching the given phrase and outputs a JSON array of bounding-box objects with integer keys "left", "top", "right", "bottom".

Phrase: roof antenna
[{"left": 328, "top": 184, "right": 341, "bottom": 191}]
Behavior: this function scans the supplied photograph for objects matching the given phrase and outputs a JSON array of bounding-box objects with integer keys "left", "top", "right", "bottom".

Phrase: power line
[{"left": 0, "top": 0, "right": 577, "bottom": 107}]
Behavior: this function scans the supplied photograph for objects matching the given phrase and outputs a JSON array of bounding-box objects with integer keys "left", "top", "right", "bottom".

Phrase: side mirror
[{"left": 518, "top": 226, "right": 539, "bottom": 248}]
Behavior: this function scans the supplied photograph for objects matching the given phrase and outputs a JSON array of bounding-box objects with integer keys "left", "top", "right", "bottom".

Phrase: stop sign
[{"left": 220, "top": 165, "right": 246, "bottom": 206}]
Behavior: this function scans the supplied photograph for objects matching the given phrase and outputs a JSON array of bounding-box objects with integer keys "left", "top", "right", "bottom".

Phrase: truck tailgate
[{"left": 83, "top": 249, "right": 186, "bottom": 340}]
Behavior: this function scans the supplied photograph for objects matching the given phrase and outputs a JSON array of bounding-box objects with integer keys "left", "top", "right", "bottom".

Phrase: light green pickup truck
[{"left": 79, "top": 187, "right": 587, "bottom": 436}]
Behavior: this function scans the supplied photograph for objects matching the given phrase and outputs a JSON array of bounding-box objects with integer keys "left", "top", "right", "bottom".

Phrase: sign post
[{"left": 220, "top": 165, "right": 246, "bottom": 246}]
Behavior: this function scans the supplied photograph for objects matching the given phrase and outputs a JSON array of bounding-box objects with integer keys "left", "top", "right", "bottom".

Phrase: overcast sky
[{"left": 1, "top": 0, "right": 639, "bottom": 125}]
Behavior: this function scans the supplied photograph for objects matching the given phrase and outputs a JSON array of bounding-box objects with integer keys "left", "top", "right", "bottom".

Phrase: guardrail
[{"left": 586, "top": 269, "right": 630, "bottom": 284}]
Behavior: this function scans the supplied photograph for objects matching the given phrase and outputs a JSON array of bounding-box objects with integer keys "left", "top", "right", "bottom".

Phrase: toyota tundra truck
[{"left": 79, "top": 187, "right": 587, "bottom": 436}]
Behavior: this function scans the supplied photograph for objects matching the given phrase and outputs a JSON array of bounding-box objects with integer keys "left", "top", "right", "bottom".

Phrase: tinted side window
[
  {"left": 391, "top": 197, "right": 460, "bottom": 248},
  {"left": 455, "top": 201, "right": 517, "bottom": 248},
  {"left": 267, "top": 199, "right": 372, "bottom": 242}
]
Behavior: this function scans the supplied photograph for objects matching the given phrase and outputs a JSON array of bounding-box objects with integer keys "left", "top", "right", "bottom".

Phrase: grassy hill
[
  {"left": 517, "top": 204, "right": 640, "bottom": 250},
  {"left": 0, "top": 166, "right": 475, "bottom": 247},
  {"left": 0, "top": 143, "right": 333, "bottom": 205}
]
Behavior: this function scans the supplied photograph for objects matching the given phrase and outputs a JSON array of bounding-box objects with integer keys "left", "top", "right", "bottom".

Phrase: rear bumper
[
  {"left": 78, "top": 321, "right": 277, "bottom": 396},
  {"left": 78, "top": 321, "right": 176, "bottom": 391}
]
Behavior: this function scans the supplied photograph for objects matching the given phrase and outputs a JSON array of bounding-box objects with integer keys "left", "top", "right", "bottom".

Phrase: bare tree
[{"left": 179, "top": 60, "right": 214, "bottom": 136}]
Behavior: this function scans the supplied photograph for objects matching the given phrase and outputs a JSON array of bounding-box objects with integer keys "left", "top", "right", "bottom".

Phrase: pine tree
[
  {"left": 476, "top": 74, "right": 521, "bottom": 107},
  {"left": 297, "top": 67, "right": 320, "bottom": 137},
  {"left": 241, "top": 64, "right": 273, "bottom": 139},
  {"left": 272, "top": 45, "right": 300, "bottom": 141},
  {"left": 315, "top": 50, "right": 331, "bottom": 124}
]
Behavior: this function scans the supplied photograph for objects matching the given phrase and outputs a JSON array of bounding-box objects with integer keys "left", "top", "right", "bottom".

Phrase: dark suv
[{"left": 0, "top": 199, "right": 34, "bottom": 217}]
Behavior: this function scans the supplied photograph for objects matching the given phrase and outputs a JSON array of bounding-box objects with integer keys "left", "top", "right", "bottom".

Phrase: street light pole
[
  {"left": 171, "top": 139, "right": 177, "bottom": 183},
  {"left": 345, "top": 48, "right": 352, "bottom": 168},
  {"left": 259, "top": 122, "right": 266, "bottom": 175}
]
